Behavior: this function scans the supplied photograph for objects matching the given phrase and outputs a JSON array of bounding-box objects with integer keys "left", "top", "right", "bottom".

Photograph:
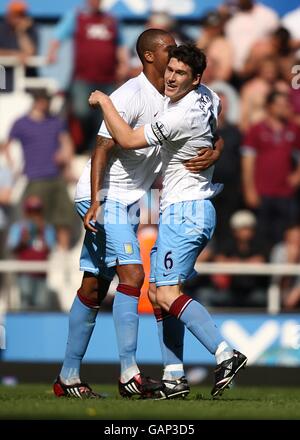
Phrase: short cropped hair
[
  {"left": 30, "top": 88, "right": 51, "bottom": 101},
  {"left": 168, "top": 44, "right": 207, "bottom": 78},
  {"left": 136, "top": 28, "right": 172, "bottom": 64}
]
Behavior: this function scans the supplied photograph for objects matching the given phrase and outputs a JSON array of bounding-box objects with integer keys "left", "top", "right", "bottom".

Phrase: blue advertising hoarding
[{"left": 2, "top": 313, "right": 300, "bottom": 366}]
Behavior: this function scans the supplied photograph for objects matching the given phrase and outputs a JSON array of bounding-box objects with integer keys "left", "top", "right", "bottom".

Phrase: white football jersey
[
  {"left": 144, "top": 84, "right": 223, "bottom": 211},
  {"left": 75, "top": 73, "right": 164, "bottom": 204}
]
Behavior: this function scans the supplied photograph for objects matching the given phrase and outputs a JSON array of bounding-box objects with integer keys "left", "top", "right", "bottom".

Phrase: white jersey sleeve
[
  {"left": 143, "top": 88, "right": 223, "bottom": 211},
  {"left": 75, "top": 73, "right": 164, "bottom": 204},
  {"left": 144, "top": 108, "right": 194, "bottom": 147},
  {"left": 98, "top": 86, "right": 140, "bottom": 138}
]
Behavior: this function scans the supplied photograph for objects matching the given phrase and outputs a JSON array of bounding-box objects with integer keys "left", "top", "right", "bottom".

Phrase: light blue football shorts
[
  {"left": 76, "top": 199, "right": 142, "bottom": 281},
  {"left": 149, "top": 199, "right": 216, "bottom": 286}
]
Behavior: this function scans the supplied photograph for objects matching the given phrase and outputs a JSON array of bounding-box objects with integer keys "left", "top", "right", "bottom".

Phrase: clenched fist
[{"left": 88, "top": 90, "right": 108, "bottom": 107}]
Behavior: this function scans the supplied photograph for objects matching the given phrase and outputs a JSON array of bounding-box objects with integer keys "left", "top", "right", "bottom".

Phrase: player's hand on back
[
  {"left": 184, "top": 136, "right": 224, "bottom": 172},
  {"left": 184, "top": 147, "right": 217, "bottom": 172},
  {"left": 84, "top": 202, "right": 101, "bottom": 233}
]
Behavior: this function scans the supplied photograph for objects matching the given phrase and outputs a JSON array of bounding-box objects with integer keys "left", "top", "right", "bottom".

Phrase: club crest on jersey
[
  {"left": 124, "top": 243, "right": 134, "bottom": 255},
  {"left": 151, "top": 122, "right": 168, "bottom": 144}
]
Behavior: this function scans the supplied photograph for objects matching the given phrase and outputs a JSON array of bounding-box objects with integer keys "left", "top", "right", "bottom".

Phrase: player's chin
[{"left": 165, "top": 87, "right": 177, "bottom": 97}]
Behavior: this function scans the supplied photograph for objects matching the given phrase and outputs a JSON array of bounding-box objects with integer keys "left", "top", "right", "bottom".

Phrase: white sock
[
  {"left": 120, "top": 365, "right": 140, "bottom": 383},
  {"left": 60, "top": 370, "right": 80, "bottom": 386},
  {"left": 215, "top": 341, "right": 234, "bottom": 364},
  {"left": 162, "top": 364, "right": 184, "bottom": 381}
]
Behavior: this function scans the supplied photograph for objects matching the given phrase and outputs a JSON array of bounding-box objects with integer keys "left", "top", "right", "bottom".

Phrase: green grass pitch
[{"left": 1, "top": 384, "right": 300, "bottom": 420}]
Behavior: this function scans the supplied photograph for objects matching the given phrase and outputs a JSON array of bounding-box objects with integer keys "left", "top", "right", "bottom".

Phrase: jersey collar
[{"left": 139, "top": 72, "right": 164, "bottom": 100}]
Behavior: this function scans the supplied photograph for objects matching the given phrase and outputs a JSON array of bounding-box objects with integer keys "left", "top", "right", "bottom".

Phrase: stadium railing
[
  {"left": 0, "top": 260, "right": 299, "bottom": 314},
  {"left": 0, "top": 55, "right": 57, "bottom": 92}
]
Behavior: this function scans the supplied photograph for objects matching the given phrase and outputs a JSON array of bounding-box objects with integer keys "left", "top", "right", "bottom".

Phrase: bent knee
[
  {"left": 117, "top": 264, "right": 145, "bottom": 289},
  {"left": 79, "top": 274, "right": 110, "bottom": 305},
  {"left": 156, "top": 286, "right": 178, "bottom": 311},
  {"left": 148, "top": 282, "right": 157, "bottom": 306},
  {"left": 155, "top": 289, "right": 167, "bottom": 310}
]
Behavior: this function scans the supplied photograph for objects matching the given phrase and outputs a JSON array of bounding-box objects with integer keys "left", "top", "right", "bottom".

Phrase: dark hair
[
  {"left": 136, "top": 28, "right": 172, "bottom": 63},
  {"left": 30, "top": 88, "right": 51, "bottom": 101},
  {"left": 168, "top": 44, "right": 207, "bottom": 78},
  {"left": 272, "top": 26, "right": 291, "bottom": 56},
  {"left": 265, "top": 90, "right": 288, "bottom": 106}
]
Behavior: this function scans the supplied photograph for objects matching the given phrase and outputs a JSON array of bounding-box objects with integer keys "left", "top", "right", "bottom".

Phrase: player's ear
[
  {"left": 192, "top": 74, "right": 201, "bottom": 87},
  {"left": 144, "top": 50, "right": 154, "bottom": 63}
]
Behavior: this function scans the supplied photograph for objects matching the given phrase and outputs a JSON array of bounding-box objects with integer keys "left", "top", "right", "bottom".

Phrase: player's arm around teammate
[
  {"left": 89, "top": 90, "right": 223, "bottom": 170},
  {"left": 83, "top": 135, "right": 115, "bottom": 233},
  {"left": 78, "top": 135, "right": 116, "bottom": 308}
]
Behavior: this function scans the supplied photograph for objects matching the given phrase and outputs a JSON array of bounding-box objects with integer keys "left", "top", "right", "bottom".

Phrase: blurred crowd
[{"left": 1, "top": 0, "right": 300, "bottom": 312}]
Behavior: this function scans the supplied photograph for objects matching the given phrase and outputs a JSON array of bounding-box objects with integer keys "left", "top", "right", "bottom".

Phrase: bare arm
[
  {"left": 2, "top": 139, "right": 16, "bottom": 169},
  {"left": 83, "top": 136, "right": 115, "bottom": 232},
  {"left": 17, "top": 31, "right": 36, "bottom": 56},
  {"left": 90, "top": 136, "right": 115, "bottom": 205},
  {"left": 0, "top": 48, "right": 22, "bottom": 56},
  {"left": 116, "top": 46, "right": 129, "bottom": 83},
  {"left": 56, "top": 132, "right": 74, "bottom": 165},
  {"left": 89, "top": 91, "right": 147, "bottom": 149},
  {"left": 46, "top": 40, "right": 61, "bottom": 64},
  {"left": 241, "top": 153, "right": 260, "bottom": 209},
  {"left": 55, "top": 131, "right": 74, "bottom": 181},
  {"left": 0, "top": 43, "right": 34, "bottom": 64},
  {"left": 0, "top": 187, "right": 12, "bottom": 204}
]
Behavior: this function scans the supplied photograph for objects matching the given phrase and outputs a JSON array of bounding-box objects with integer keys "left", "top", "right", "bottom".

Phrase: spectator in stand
[
  {"left": 242, "top": 24, "right": 300, "bottom": 129},
  {"left": 282, "top": 6, "right": 300, "bottom": 41},
  {"left": 242, "top": 27, "right": 300, "bottom": 128},
  {"left": 270, "top": 224, "right": 300, "bottom": 310},
  {"left": 0, "top": 0, "right": 37, "bottom": 92},
  {"left": 212, "top": 210, "right": 269, "bottom": 307},
  {"left": 239, "top": 56, "right": 289, "bottom": 133},
  {"left": 197, "top": 10, "right": 233, "bottom": 83},
  {"left": 209, "top": 80, "right": 240, "bottom": 125},
  {"left": 5, "top": 89, "right": 74, "bottom": 250},
  {"left": 0, "top": 153, "right": 14, "bottom": 260},
  {"left": 146, "top": 12, "right": 189, "bottom": 46},
  {"left": 283, "top": 281, "right": 300, "bottom": 310},
  {"left": 280, "top": 9, "right": 300, "bottom": 124},
  {"left": 224, "top": 0, "right": 279, "bottom": 79},
  {"left": 241, "top": 90, "right": 300, "bottom": 248},
  {"left": 0, "top": 148, "right": 14, "bottom": 291},
  {"left": 7, "top": 196, "right": 56, "bottom": 310},
  {"left": 212, "top": 92, "right": 243, "bottom": 245},
  {"left": 243, "top": 27, "right": 300, "bottom": 77},
  {"left": 47, "top": 0, "right": 129, "bottom": 152}
]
